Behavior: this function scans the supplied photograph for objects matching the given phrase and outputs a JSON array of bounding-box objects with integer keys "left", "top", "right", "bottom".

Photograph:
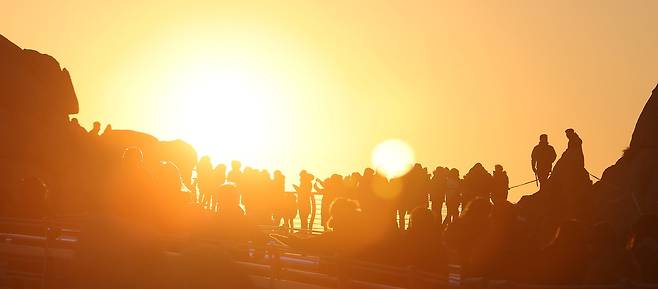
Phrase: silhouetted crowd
[{"left": 2, "top": 122, "right": 658, "bottom": 286}]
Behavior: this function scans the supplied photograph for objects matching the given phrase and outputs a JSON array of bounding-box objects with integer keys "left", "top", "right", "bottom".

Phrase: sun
[
  {"left": 371, "top": 139, "right": 415, "bottom": 179},
  {"left": 161, "top": 55, "right": 283, "bottom": 168}
]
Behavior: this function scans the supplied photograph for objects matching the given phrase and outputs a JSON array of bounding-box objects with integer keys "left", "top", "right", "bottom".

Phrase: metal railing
[{"left": 0, "top": 217, "right": 657, "bottom": 289}]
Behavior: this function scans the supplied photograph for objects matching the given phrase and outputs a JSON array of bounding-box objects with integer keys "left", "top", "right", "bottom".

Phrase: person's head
[
  {"left": 274, "top": 170, "right": 283, "bottom": 179},
  {"left": 93, "top": 121, "right": 101, "bottom": 130},
  {"left": 103, "top": 124, "right": 113, "bottom": 134},
  {"left": 327, "top": 198, "right": 360, "bottom": 232},
  {"left": 363, "top": 168, "right": 375, "bottom": 177},
  {"left": 449, "top": 168, "right": 460, "bottom": 178},
  {"left": 70, "top": 118, "right": 79, "bottom": 125},
  {"left": 122, "top": 147, "right": 144, "bottom": 168},
  {"left": 157, "top": 161, "right": 183, "bottom": 193},
  {"left": 409, "top": 207, "right": 434, "bottom": 232},
  {"left": 539, "top": 134, "right": 548, "bottom": 143},
  {"left": 231, "top": 160, "right": 241, "bottom": 170},
  {"left": 199, "top": 155, "right": 212, "bottom": 167},
  {"left": 215, "top": 164, "right": 226, "bottom": 172},
  {"left": 565, "top": 128, "right": 575, "bottom": 138},
  {"left": 301, "top": 170, "right": 314, "bottom": 181},
  {"left": 494, "top": 164, "right": 504, "bottom": 172}
]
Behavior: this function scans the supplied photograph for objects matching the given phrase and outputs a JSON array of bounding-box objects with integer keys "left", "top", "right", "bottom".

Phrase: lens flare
[{"left": 371, "top": 139, "right": 415, "bottom": 179}]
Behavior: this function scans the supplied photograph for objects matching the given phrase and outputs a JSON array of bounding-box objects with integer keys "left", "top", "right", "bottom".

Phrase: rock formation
[
  {"left": 518, "top": 84, "right": 658, "bottom": 233},
  {"left": 0, "top": 34, "right": 197, "bottom": 214}
]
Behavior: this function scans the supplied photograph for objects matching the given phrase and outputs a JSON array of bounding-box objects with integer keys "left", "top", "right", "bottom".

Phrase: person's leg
[
  {"left": 398, "top": 209, "right": 406, "bottom": 230},
  {"left": 432, "top": 200, "right": 443, "bottom": 224}
]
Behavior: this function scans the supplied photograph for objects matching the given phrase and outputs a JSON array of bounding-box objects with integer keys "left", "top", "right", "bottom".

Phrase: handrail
[{"left": 1, "top": 217, "right": 658, "bottom": 289}]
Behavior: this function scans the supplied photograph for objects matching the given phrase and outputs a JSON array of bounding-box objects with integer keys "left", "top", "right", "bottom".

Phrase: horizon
[{"left": 3, "top": 0, "right": 658, "bottom": 201}]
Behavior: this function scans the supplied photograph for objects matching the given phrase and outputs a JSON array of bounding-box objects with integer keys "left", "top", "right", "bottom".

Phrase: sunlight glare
[{"left": 371, "top": 139, "right": 415, "bottom": 179}]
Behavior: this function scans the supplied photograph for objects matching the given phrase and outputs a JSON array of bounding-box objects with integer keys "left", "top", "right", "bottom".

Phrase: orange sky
[{"left": 3, "top": 0, "right": 657, "bottom": 201}]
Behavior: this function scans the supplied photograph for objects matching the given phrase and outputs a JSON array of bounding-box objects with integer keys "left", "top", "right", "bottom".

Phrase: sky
[{"left": 2, "top": 0, "right": 657, "bottom": 201}]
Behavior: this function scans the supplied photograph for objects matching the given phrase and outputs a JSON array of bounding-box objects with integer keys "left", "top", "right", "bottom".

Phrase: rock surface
[
  {"left": 518, "top": 84, "right": 658, "bottom": 232},
  {"left": 0, "top": 34, "right": 197, "bottom": 213}
]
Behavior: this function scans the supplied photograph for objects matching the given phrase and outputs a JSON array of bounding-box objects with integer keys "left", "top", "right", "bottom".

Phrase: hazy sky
[{"left": 3, "top": 0, "right": 657, "bottom": 201}]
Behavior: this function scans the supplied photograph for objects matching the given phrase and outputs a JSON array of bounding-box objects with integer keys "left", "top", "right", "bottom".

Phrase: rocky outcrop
[
  {"left": 583, "top": 84, "right": 658, "bottom": 230},
  {"left": 0, "top": 34, "right": 197, "bottom": 214},
  {"left": 101, "top": 130, "right": 198, "bottom": 190},
  {"left": 518, "top": 84, "right": 658, "bottom": 233},
  {"left": 0, "top": 34, "right": 78, "bottom": 120},
  {"left": 630, "top": 85, "right": 658, "bottom": 148},
  {"left": 0, "top": 34, "right": 81, "bottom": 209}
]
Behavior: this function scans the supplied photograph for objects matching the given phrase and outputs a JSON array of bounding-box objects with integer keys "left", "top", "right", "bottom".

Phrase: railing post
[
  {"left": 269, "top": 245, "right": 280, "bottom": 289},
  {"left": 41, "top": 219, "right": 50, "bottom": 289},
  {"left": 336, "top": 257, "right": 350, "bottom": 289}
]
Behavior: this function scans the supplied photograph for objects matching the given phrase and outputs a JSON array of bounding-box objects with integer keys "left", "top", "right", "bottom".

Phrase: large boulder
[
  {"left": 518, "top": 84, "right": 658, "bottom": 233},
  {"left": 0, "top": 34, "right": 81, "bottom": 209},
  {"left": 630, "top": 85, "right": 658, "bottom": 148},
  {"left": 583, "top": 84, "right": 658, "bottom": 230},
  {"left": 100, "top": 129, "right": 198, "bottom": 190},
  {"left": 0, "top": 34, "right": 198, "bottom": 214}
]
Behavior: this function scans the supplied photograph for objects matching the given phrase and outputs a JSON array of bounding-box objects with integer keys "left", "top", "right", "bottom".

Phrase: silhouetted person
[
  {"left": 272, "top": 198, "right": 368, "bottom": 258},
  {"left": 551, "top": 128, "right": 591, "bottom": 195},
  {"left": 211, "top": 164, "right": 227, "bottom": 211},
  {"left": 404, "top": 206, "right": 446, "bottom": 272},
  {"left": 70, "top": 117, "right": 87, "bottom": 135},
  {"left": 75, "top": 147, "right": 164, "bottom": 289},
  {"left": 272, "top": 170, "right": 294, "bottom": 231},
  {"left": 462, "top": 163, "right": 493, "bottom": 206},
  {"left": 397, "top": 164, "right": 430, "bottom": 230},
  {"left": 227, "top": 160, "right": 242, "bottom": 185},
  {"left": 429, "top": 167, "right": 448, "bottom": 224},
  {"left": 101, "top": 124, "right": 112, "bottom": 136},
  {"left": 196, "top": 156, "right": 214, "bottom": 208},
  {"left": 444, "top": 168, "right": 461, "bottom": 225},
  {"left": 109, "top": 147, "right": 158, "bottom": 221},
  {"left": 315, "top": 174, "right": 344, "bottom": 229},
  {"left": 153, "top": 161, "right": 192, "bottom": 233},
  {"left": 491, "top": 164, "right": 509, "bottom": 205},
  {"left": 294, "top": 170, "right": 315, "bottom": 232},
  {"left": 216, "top": 184, "right": 245, "bottom": 219},
  {"left": 10, "top": 177, "right": 50, "bottom": 219},
  {"left": 531, "top": 134, "right": 557, "bottom": 187},
  {"left": 89, "top": 121, "right": 101, "bottom": 135},
  {"left": 445, "top": 197, "right": 493, "bottom": 269}
]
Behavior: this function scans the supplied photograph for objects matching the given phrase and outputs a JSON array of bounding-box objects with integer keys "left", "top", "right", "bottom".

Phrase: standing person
[
  {"left": 429, "top": 167, "right": 448, "bottom": 224},
  {"left": 462, "top": 163, "right": 493, "bottom": 207},
  {"left": 211, "top": 164, "right": 227, "bottom": 212},
  {"left": 196, "top": 156, "right": 214, "bottom": 209},
  {"left": 444, "top": 168, "right": 462, "bottom": 225},
  {"left": 531, "top": 134, "right": 557, "bottom": 187},
  {"left": 491, "top": 165, "right": 509, "bottom": 205},
  {"left": 315, "top": 174, "right": 343, "bottom": 230},
  {"left": 227, "top": 160, "right": 243, "bottom": 185},
  {"left": 293, "top": 170, "right": 315, "bottom": 232}
]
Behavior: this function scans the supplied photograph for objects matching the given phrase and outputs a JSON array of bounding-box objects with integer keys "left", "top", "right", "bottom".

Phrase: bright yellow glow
[
  {"left": 5, "top": 1, "right": 657, "bottom": 201},
  {"left": 162, "top": 57, "right": 278, "bottom": 166},
  {"left": 371, "top": 139, "right": 415, "bottom": 179}
]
